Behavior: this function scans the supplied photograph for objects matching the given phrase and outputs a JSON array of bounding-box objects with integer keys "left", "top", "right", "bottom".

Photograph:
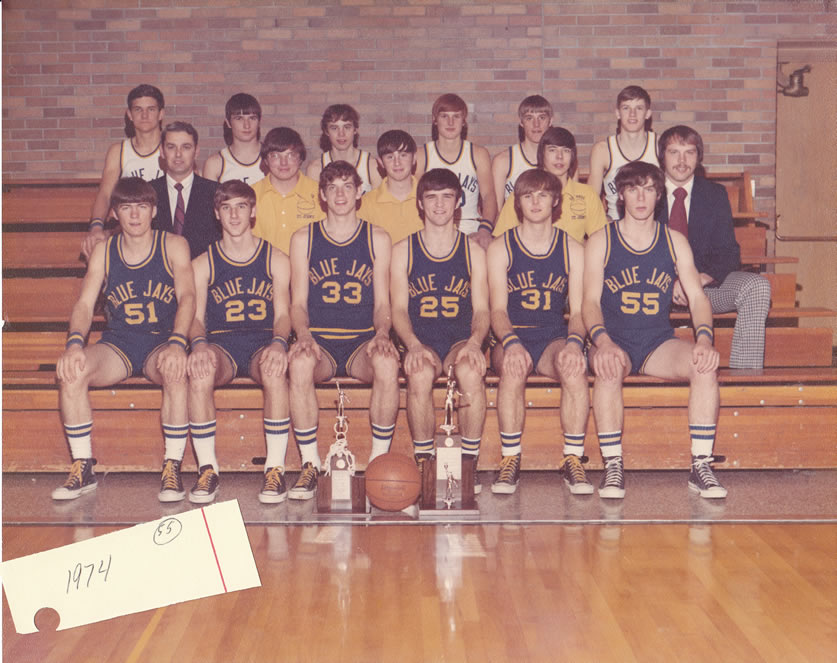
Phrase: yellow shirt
[
  {"left": 492, "top": 178, "right": 608, "bottom": 243},
  {"left": 359, "top": 177, "right": 424, "bottom": 245},
  {"left": 252, "top": 173, "right": 321, "bottom": 255}
]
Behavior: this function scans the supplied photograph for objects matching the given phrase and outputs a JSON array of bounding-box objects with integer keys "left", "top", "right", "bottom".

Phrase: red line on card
[{"left": 201, "top": 508, "right": 228, "bottom": 592}]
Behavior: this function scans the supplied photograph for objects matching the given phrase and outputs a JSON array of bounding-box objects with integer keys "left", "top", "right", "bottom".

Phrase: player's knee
[
  {"left": 744, "top": 274, "right": 772, "bottom": 309},
  {"left": 260, "top": 371, "right": 287, "bottom": 395},
  {"left": 407, "top": 364, "right": 435, "bottom": 394},
  {"left": 188, "top": 371, "right": 215, "bottom": 395},
  {"left": 454, "top": 361, "right": 481, "bottom": 391},
  {"left": 371, "top": 352, "right": 399, "bottom": 382},
  {"left": 288, "top": 354, "right": 316, "bottom": 386}
]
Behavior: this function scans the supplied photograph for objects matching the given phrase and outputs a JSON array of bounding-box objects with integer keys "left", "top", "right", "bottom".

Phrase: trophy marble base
[
  {"left": 316, "top": 473, "right": 367, "bottom": 515},
  {"left": 419, "top": 454, "right": 478, "bottom": 516}
]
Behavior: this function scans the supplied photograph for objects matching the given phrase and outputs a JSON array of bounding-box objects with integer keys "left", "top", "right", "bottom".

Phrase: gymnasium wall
[{"left": 2, "top": 0, "right": 836, "bottom": 223}]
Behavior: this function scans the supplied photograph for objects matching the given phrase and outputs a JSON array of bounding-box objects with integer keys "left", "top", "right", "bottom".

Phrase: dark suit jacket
[
  {"left": 151, "top": 175, "right": 221, "bottom": 259},
  {"left": 655, "top": 175, "right": 741, "bottom": 284}
]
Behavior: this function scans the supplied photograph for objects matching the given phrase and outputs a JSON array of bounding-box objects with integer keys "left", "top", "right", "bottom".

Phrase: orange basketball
[{"left": 365, "top": 453, "right": 421, "bottom": 511}]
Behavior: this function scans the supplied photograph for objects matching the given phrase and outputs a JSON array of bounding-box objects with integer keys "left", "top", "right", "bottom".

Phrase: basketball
[{"left": 365, "top": 453, "right": 421, "bottom": 511}]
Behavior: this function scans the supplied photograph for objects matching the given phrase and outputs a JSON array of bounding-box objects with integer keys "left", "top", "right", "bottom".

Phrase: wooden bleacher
[{"left": 2, "top": 176, "right": 835, "bottom": 474}]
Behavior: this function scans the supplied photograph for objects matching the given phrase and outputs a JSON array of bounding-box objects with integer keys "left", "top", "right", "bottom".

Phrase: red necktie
[
  {"left": 668, "top": 187, "right": 688, "bottom": 237},
  {"left": 173, "top": 182, "right": 186, "bottom": 235}
]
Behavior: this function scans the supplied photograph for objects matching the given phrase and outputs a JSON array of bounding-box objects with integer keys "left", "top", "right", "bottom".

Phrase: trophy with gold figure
[{"left": 317, "top": 382, "right": 367, "bottom": 514}]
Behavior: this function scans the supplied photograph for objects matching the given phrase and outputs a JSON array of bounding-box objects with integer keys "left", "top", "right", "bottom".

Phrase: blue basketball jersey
[
  {"left": 103, "top": 230, "right": 177, "bottom": 335},
  {"left": 205, "top": 238, "right": 274, "bottom": 334},
  {"left": 600, "top": 221, "right": 677, "bottom": 336},
  {"left": 504, "top": 227, "right": 570, "bottom": 338},
  {"left": 407, "top": 230, "right": 473, "bottom": 347},
  {"left": 306, "top": 219, "right": 376, "bottom": 340}
]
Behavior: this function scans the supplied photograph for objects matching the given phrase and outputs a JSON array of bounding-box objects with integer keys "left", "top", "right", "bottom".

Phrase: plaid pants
[{"left": 705, "top": 271, "right": 771, "bottom": 369}]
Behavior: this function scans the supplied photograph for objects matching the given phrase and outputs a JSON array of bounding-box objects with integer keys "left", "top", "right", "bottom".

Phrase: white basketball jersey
[
  {"left": 120, "top": 139, "right": 163, "bottom": 181},
  {"left": 602, "top": 131, "right": 658, "bottom": 219},
  {"left": 321, "top": 149, "right": 374, "bottom": 195},
  {"left": 502, "top": 143, "right": 537, "bottom": 202},
  {"left": 218, "top": 147, "right": 265, "bottom": 185},
  {"left": 424, "top": 140, "right": 481, "bottom": 234}
]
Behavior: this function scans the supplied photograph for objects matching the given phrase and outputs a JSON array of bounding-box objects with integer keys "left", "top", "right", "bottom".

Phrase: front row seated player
[
  {"left": 287, "top": 161, "right": 400, "bottom": 500},
  {"left": 53, "top": 177, "right": 196, "bottom": 501},
  {"left": 486, "top": 169, "right": 591, "bottom": 495},
  {"left": 390, "top": 168, "right": 490, "bottom": 489},
  {"left": 582, "top": 161, "right": 726, "bottom": 499},
  {"left": 186, "top": 180, "right": 292, "bottom": 504}
]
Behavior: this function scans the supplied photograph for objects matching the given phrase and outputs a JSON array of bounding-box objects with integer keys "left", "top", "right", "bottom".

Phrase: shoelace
[
  {"left": 161, "top": 461, "right": 181, "bottom": 490},
  {"left": 296, "top": 466, "right": 317, "bottom": 487},
  {"left": 63, "top": 459, "right": 85, "bottom": 488},
  {"left": 603, "top": 458, "right": 623, "bottom": 486},
  {"left": 195, "top": 468, "right": 216, "bottom": 491},
  {"left": 497, "top": 455, "right": 520, "bottom": 482},
  {"left": 563, "top": 456, "right": 587, "bottom": 483},
  {"left": 264, "top": 467, "right": 283, "bottom": 491},
  {"left": 693, "top": 457, "right": 720, "bottom": 487}
]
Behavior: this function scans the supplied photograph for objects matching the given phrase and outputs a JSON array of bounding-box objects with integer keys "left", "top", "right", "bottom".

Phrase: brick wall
[{"left": 3, "top": 0, "right": 835, "bottom": 219}]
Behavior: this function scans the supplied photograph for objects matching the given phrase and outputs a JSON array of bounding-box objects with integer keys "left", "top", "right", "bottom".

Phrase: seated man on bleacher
[
  {"left": 655, "top": 125, "right": 771, "bottom": 370},
  {"left": 390, "top": 168, "right": 490, "bottom": 489},
  {"left": 286, "top": 161, "right": 400, "bottom": 500},
  {"left": 583, "top": 162, "right": 726, "bottom": 500},
  {"left": 186, "top": 180, "right": 291, "bottom": 504},
  {"left": 487, "top": 169, "right": 592, "bottom": 496},
  {"left": 53, "top": 177, "right": 196, "bottom": 501}
]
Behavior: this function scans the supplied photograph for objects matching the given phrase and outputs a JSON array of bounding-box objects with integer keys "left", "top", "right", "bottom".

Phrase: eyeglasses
[{"left": 266, "top": 151, "right": 301, "bottom": 164}]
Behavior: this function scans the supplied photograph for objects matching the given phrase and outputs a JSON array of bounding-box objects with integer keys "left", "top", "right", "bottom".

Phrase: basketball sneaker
[
  {"left": 259, "top": 466, "right": 288, "bottom": 504},
  {"left": 158, "top": 458, "right": 185, "bottom": 503},
  {"left": 51, "top": 458, "right": 97, "bottom": 500},
  {"left": 189, "top": 465, "right": 219, "bottom": 504},
  {"left": 289, "top": 462, "right": 318, "bottom": 500},
  {"left": 688, "top": 456, "right": 728, "bottom": 499},
  {"left": 414, "top": 452, "right": 433, "bottom": 471},
  {"left": 561, "top": 454, "right": 594, "bottom": 495},
  {"left": 598, "top": 456, "right": 626, "bottom": 499},
  {"left": 491, "top": 453, "right": 521, "bottom": 494}
]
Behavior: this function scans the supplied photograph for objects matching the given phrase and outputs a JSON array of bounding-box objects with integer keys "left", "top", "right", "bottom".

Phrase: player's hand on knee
[
  {"left": 367, "top": 332, "right": 397, "bottom": 359},
  {"left": 592, "top": 341, "right": 627, "bottom": 380},
  {"left": 404, "top": 344, "right": 433, "bottom": 376},
  {"left": 692, "top": 340, "right": 720, "bottom": 373},
  {"left": 81, "top": 228, "right": 107, "bottom": 260},
  {"left": 455, "top": 340, "right": 486, "bottom": 376},
  {"left": 289, "top": 335, "right": 322, "bottom": 362},
  {"left": 157, "top": 344, "right": 187, "bottom": 383},
  {"left": 502, "top": 344, "right": 531, "bottom": 379},
  {"left": 187, "top": 345, "right": 216, "bottom": 379},
  {"left": 557, "top": 343, "right": 586, "bottom": 378},
  {"left": 57, "top": 346, "right": 86, "bottom": 384},
  {"left": 259, "top": 343, "right": 288, "bottom": 378}
]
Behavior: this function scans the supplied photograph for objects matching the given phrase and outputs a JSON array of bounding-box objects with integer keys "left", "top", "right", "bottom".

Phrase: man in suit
[
  {"left": 151, "top": 121, "right": 221, "bottom": 259},
  {"left": 655, "top": 125, "right": 770, "bottom": 369}
]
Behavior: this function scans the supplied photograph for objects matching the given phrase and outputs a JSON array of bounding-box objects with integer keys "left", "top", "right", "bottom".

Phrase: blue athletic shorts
[
  {"left": 311, "top": 331, "right": 376, "bottom": 378},
  {"left": 208, "top": 330, "right": 271, "bottom": 378},
  {"left": 98, "top": 329, "right": 167, "bottom": 378},
  {"left": 610, "top": 328, "right": 675, "bottom": 375}
]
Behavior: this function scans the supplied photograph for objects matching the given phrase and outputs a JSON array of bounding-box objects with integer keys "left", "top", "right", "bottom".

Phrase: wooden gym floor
[{"left": 3, "top": 470, "right": 836, "bottom": 662}]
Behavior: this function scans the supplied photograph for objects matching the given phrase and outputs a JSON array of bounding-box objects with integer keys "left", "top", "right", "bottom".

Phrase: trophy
[
  {"left": 317, "top": 382, "right": 367, "bottom": 514},
  {"left": 420, "top": 366, "right": 477, "bottom": 514}
]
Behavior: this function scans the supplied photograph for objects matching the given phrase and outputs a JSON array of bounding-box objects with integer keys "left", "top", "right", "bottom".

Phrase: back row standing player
[
  {"left": 491, "top": 95, "right": 554, "bottom": 211},
  {"left": 83, "top": 84, "right": 166, "bottom": 258},
  {"left": 202, "top": 93, "right": 266, "bottom": 185},
  {"left": 588, "top": 85, "right": 659, "bottom": 222},
  {"left": 415, "top": 94, "right": 497, "bottom": 247},
  {"left": 306, "top": 104, "right": 382, "bottom": 195}
]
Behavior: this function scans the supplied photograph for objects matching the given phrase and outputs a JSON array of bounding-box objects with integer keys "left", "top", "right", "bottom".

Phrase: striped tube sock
[
  {"left": 293, "top": 425, "right": 321, "bottom": 469},
  {"left": 598, "top": 430, "right": 622, "bottom": 458},
  {"left": 563, "top": 432, "right": 585, "bottom": 457},
  {"left": 162, "top": 423, "right": 189, "bottom": 461},
  {"left": 499, "top": 431, "right": 522, "bottom": 457},
  {"left": 64, "top": 421, "right": 93, "bottom": 459},
  {"left": 370, "top": 422, "right": 396, "bottom": 461},
  {"left": 264, "top": 417, "right": 291, "bottom": 471},
  {"left": 190, "top": 420, "right": 218, "bottom": 472},
  {"left": 689, "top": 423, "right": 717, "bottom": 457},
  {"left": 413, "top": 439, "right": 435, "bottom": 456},
  {"left": 462, "top": 437, "right": 481, "bottom": 456}
]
